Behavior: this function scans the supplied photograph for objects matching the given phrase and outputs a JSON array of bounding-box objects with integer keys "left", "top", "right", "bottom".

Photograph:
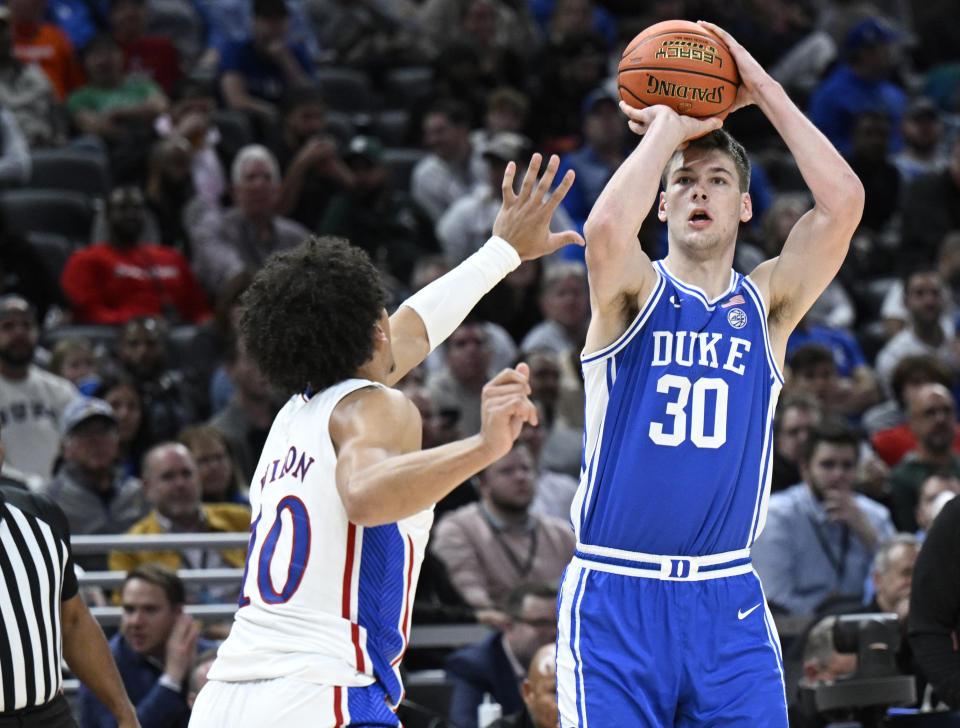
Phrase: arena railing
[{"left": 71, "top": 532, "right": 494, "bottom": 645}]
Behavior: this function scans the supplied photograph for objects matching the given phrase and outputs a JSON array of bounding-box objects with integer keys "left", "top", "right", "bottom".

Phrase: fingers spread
[
  {"left": 517, "top": 152, "right": 543, "bottom": 202},
  {"left": 533, "top": 154, "right": 561, "bottom": 201},
  {"left": 546, "top": 168, "right": 576, "bottom": 213},
  {"left": 550, "top": 230, "right": 586, "bottom": 249},
  {"left": 501, "top": 160, "right": 518, "bottom": 205}
]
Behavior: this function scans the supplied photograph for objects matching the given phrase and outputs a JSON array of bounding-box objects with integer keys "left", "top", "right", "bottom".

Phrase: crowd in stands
[{"left": 2, "top": 0, "right": 960, "bottom": 725}]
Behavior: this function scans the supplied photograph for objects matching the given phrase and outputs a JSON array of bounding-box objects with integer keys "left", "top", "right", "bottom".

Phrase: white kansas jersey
[{"left": 209, "top": 378, "right": 433, "bottom": 707}]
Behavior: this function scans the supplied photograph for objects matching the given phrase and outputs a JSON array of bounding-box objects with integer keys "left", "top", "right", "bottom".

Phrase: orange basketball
[{"left": 618, "top": 19, "right": 740, "bottom": 119}]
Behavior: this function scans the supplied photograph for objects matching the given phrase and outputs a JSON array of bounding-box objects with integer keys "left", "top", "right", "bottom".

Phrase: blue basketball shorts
[{"left": 556, "top": 549, "right": 788, "bottom": 727}]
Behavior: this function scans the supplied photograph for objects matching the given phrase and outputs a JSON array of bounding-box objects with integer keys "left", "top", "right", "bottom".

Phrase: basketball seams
[
  {"left": 617, "top": 20, "right": 740, "bottom": 118},
  {"left": 618, "top": 66, "right": 739, "bottom": 85},
  {"left": 617, "top": 88, "right": 650, "bottom": 108}
]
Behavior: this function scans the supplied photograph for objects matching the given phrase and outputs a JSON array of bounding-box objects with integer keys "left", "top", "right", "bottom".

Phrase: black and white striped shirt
[{"left": 0, "top": 486, "right": 78, "bottom": 713}]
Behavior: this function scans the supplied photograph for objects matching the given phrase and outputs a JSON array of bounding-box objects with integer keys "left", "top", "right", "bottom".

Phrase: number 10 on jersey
[{"left": 238, "top": 495, "right": 312, "bottom": 606}]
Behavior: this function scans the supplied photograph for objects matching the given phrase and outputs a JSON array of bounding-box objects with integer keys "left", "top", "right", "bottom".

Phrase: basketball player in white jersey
[
  {"left": 555, "top": 22, "right": 865, "bottom": 727},
  {"left": 188, "top": 154, "right": 582, "bottom": 727}
]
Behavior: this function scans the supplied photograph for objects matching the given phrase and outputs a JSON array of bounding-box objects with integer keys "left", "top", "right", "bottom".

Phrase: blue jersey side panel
[{"left": 574, "top": 264, "right": 783, "bottom": 556}]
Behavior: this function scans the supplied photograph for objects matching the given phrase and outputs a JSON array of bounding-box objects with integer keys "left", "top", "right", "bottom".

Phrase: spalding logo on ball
[{"left": 618, "top": 20, "right": 740, "bottom": 119}]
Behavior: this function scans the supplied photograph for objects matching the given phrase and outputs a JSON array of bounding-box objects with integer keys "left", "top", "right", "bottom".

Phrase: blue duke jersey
[
  {"left": 208, "top": 379, "right": 432, "bottom": 718},
  {"left": 573, "top": 261, "right": 784, "bottom": 557}
]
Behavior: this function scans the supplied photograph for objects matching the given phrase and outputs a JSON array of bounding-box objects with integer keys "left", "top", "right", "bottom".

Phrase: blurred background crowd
[{"left": 1, "top": 0, "right": 960, "bottom": 726}]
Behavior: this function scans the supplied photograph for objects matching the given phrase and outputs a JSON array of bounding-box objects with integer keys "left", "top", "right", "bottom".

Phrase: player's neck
[{"left": 662, "top": 252, "right": 734, "bottom": 299}]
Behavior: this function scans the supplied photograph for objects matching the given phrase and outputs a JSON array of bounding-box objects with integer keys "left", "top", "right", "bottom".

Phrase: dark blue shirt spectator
[
  {"left": 79, "top": 632, "right": 218, "bottom": 728},
  {"left": 808, "top": 18, "right": 908, "bottom": 156},
  {"left": 217, "top": 38, "right": 313, "bottom": 106}
]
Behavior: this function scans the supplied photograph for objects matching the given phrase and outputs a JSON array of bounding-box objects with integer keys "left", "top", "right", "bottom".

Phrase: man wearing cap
[
  {"left": 894, "top": 97, "right": 949, "bottom": 182},
  {"left": 1, "top": 424, "right": 141, "bottom": 727},
  {"left": 899, "top": 133, "right": 960, "bottom": 268},
  {"left": 0, "top": 294, "right": 78, "bottom": 490},
  {"left": 437, "top": 131, "right": 575, "bottom": 265},
  {"left": 39, "top": 395, "right": 149, "bottom": 570},
  {"left": 808, "top": 17, "right": 908, "bottom": 156},
  {"left": 318, "top": 134, "right": 439, "bottom": 285},
  {"left": 554, "top": 86, "right": 628, "bottom": 235}
]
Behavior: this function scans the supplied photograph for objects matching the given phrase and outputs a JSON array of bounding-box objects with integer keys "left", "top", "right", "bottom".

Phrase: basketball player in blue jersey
[
  {"left": 555, "top": 22, "right": 865, "bottom": 728},
  {"left": 187, "top": 155, "right": 583, "bottom": 728}
]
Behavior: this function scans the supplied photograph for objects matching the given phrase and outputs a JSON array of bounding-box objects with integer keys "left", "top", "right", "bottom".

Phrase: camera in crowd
[{"left": 798, "top": 612, "right": 916, "bottom": 727}]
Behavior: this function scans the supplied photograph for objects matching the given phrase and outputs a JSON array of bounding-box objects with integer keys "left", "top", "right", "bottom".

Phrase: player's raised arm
[
  {"left": 333, "top": 365, "right": 537, "bottom": 526},
  {"left": 699, "top": 21, "right": 865, "bottom": 342},
  {"left": 582, "top": 103, "right": 722, "bottom": 351},
  {"left": 385, "top": 155, "right": 582, "bottom": 386}
]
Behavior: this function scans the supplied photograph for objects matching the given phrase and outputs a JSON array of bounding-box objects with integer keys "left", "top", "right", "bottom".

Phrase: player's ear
[
  {"left": 657, "top": 191, "right": 668, "bottom": 222},
  {"left": 521, "top": 677, "right": 533, "bottom": 703},
  {"left": 740, "top": 192, "right": 753, "bottom": 224}
]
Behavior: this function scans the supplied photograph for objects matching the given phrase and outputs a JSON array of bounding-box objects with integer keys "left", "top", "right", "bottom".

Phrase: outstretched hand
[
  {"left": 619, "top": 101, "right": 723, "bottom": 148},
  {"left": 697, "top": 20, "right": 773, "bottom": 115},
  {"left": 492, "top": 153, "right": 585, "bottom": 261}
]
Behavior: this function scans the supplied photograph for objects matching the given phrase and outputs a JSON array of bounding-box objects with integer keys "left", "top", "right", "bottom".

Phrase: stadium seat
[
  {"left": 0, "top": 189, "right": 95, "bottom": 245},
  {"left": 383, "top": 66, "right": 434, "bottom": 111},
  {"left": 381, "top": 147, "right": 426, "bottom": 193},
  {"left": 213, "top": 109, "right": 255, "bottom": 153},
  {"left": 41, "top": 323, "right": 119, "bottom": 353},
  {"left": 325, "top": 111, "right": 356, "bottom": 146},
  {"left": 371, "top": 109, "right": 412, "bottom": 147},
  {"left": 166, "top": 324, "right": 219, "bottom": 375},
  {"left": 22, "top": 232, "right": 76, "bottom": 286},
  {"left": 400, "top": 670, "right": 455, "bottom": 725},
  {"left": 27, "top": 148, "right": 111, "bottom": 202},
  {"left": 314, "top": 66, "right": 375, "bottom": 114}
]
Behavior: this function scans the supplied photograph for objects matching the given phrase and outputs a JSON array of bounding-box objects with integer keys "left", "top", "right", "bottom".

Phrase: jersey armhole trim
[
  {"left": 581, "top": 270, "right": 665, "bottom": 365},
  {"left": 742, "top": 276, "right": 785, "bottom": 386}
]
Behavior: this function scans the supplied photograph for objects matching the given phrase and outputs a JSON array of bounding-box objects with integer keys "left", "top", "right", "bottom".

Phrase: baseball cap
[
  {"left": 581, "top": 86, "right": 618, "bottom": 118},
  {"left": 0, "top": 294, "right": 37, "bottom": 322},
  {"left": 482, "top": 132, "right": 533, "bottom": 163},
  {"left": 60, "top": 397, "right": 117, "bottom": 437},
  {"left": 344, "top": 135, "right": 384, "bottom": 164},
  {"left": 844, "top": 18, "right": 898, "bottom": 53},
  {"left": 904, "top": 97, "right": 939, "bottom": 120}
]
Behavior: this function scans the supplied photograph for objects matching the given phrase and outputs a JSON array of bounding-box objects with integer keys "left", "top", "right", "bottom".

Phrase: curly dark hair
[{"left": 238, "top": 236, "right": 387, "bottom": 394}]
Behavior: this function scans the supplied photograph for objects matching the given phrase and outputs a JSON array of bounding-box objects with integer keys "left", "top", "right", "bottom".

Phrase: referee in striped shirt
[{"left": 1, "top": 429, "right": 140, "bottom": 727}]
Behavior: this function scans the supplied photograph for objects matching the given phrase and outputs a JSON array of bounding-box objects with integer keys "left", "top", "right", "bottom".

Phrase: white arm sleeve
[{"left": 401, "top": 236, "right": 521, "bottom": 352}]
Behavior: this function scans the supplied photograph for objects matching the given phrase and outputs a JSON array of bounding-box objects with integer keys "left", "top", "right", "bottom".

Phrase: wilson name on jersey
[{"left": 209, "top": 379, "right": 432, "bottom": 708}]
